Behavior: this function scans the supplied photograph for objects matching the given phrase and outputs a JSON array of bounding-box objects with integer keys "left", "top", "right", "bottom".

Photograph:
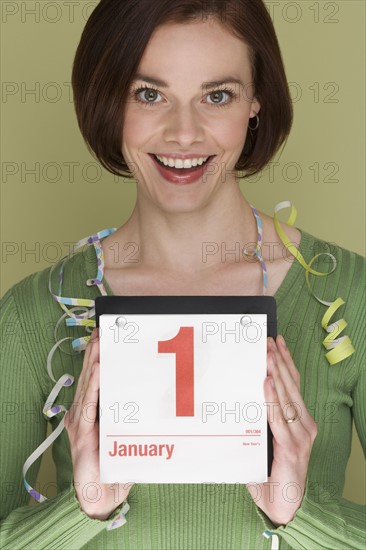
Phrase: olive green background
[{"left": 1, "top": 1, "right": 364, "bottom": 505}]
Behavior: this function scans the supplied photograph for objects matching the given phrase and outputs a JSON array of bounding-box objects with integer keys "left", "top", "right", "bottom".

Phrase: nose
[{"left": 162, "top": 103, "right": 205, "bottom": 146}]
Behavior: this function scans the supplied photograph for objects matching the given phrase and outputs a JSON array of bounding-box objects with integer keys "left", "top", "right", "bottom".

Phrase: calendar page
[{"left": 99, "top": 312, "right": 269, "bottom": 484}]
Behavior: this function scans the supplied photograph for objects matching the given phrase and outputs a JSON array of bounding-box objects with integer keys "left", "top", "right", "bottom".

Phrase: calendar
[{"left": 96, "top": 296, "right": 276, "bottom": 484}]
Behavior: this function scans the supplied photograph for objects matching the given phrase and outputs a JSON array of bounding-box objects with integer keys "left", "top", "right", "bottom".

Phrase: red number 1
[{"left": 158, "top": 326, "right": 194, "bottom": 417}]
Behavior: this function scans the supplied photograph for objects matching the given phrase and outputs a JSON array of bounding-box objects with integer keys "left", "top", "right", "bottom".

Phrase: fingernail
[
  {"left": 270, "top": 337, "right": 278, "bottom": 350},
  {"left": 278, "top": 335, "right": 287, "bottom": 349}
]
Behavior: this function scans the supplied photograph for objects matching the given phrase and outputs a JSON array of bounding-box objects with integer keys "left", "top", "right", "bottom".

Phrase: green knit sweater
[{"left": 0, "top": 229, "right": 365, "bottom": 550}]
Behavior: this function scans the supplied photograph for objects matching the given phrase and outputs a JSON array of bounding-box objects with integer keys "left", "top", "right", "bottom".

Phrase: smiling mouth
[{"left": 149, "top": 154, "right": 215, "bottom": 172}]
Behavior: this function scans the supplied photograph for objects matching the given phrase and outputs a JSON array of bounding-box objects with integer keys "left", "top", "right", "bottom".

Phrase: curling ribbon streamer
[
  {"left": 273, "top": 201, "right": 355, "bottom": 365},
  {"left": 47, "top": 228, "right": 116, "bottom": 351},
  {"left": 23, "top": 373, "right": 73, "bottom": 503},
  {"left": 23, "top": 227, "right": 129, "bottom": 530},
  {"left": 248, "top": 205, "right": 268, "bottom": 295},
  {"left": 263, "top": 531, "right": 280, "bottom": 550}
]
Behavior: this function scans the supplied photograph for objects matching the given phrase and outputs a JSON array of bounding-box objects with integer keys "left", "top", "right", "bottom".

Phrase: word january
[{"left": 109, "top": 441, "right": 175, "bottom": 460}]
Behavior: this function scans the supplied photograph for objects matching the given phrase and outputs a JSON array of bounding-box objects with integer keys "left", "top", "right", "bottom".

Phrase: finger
[
  {"left": 82, "top": 328, "right": 99, "bottom": 372},
  {"left": 78, "top": 330, "right": 100, "bottom": 399},
  {"left": 269, "top": 351, "right": 308, "bottom": 439},
  {"left": 80, "top": 333, "right": 100, "bottom": 397},
  {"left": 89, "top": 327, "right": 99, "bottom": 345},
  {"left": 269, "top": 338, "right": 299, "bottom": 398},
  {"left": 276, "top": 335, "right": 300, "bottom": 391},
  {"left": 78, "top": 362, "right": 100, "bottom": 436},
  {"left": 67, "top": 329, "right": 99, "bottom": 426},
  {"left": 271, "top": 346, "right": 299, "bottom": 411},
  {"left": 264, "top": 369, "right": 311, "bottom": 453},
  {"left": 74, "top": 329, "right": 97, "bottom": 392},
  {"left": 79, "top": 341, "right": 99, "bottom": 410},
  {"left": 264, "top": 373, "right": 317, "bottom": 468},
  {"left": 270, "top": 342, "right": 316, "bottom": 433},
  {"left": 264, "top": 369, "right": 292, "bottom": 445}
]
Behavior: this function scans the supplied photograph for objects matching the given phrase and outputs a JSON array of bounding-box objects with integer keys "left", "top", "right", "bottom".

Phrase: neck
[{"left": 109, "top": 183, "right": 259, "bottom": 275}]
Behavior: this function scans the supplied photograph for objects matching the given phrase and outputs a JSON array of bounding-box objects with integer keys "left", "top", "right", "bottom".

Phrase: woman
[{"left": 0, "top": 1, "right": 364, "bottom": 549}]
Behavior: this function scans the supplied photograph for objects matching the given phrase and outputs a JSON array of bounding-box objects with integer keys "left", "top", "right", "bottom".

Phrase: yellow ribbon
[{"left": 274, "top": 201, "right": 355, "bottom": 366}]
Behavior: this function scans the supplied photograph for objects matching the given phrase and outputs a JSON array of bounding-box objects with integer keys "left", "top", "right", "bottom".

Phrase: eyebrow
[
  {"left": 132, "top": 75, "right": 168, "bottom": 87},
  {"left": 202, "top": 78, "right": 244, "bottom": 90},
  {"left": 132, "top": 74, "right": 244, "bottom": 89}
]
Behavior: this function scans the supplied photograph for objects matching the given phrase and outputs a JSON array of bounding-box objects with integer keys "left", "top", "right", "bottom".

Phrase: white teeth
[{"left": 155, "top": 154, "right": 209, "bottom": 169}]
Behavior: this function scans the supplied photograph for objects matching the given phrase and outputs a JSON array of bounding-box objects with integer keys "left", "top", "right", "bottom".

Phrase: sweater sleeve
[
  {"left": 257, "top": 462, "right": 366, "bottom": 549},
  {"left": 258, "top": 319, "right": 366, "bottom": 549},
  {"left": 0, "top": 288, "right": 120, "bottom": 549}
]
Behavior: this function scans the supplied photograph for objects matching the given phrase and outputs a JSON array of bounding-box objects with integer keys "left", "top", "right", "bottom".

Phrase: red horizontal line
[{"left": 106, "top": 434, "right": 261, "bottom": 437}]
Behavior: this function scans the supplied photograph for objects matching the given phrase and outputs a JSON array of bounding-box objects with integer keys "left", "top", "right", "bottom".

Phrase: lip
[
  {"left": 149, "top": 154, "right": 217, "bottom": 185},
  {"left": 152, "top": 153, "right": 214, "bottom": 160}
]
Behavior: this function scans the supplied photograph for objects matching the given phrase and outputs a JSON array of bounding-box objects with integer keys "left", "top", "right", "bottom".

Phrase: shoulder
[
  {"left": 300, "top": 230, "right": 365, "bottom": 366},
  {"left": 1, "top": 245, "right": 93, "bottom": 313},
  {"left": 0, "top": 246, "right": 97, "bottom": 390},
  {"left": 299, "top": 230, "right": 365, "bottom": 294},
  {"left": 1, "top": 264, "right": 58, "bottom": 328}
]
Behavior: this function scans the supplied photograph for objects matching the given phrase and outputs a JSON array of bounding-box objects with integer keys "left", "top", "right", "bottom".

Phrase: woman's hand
[
  {"left": 64, "top": 328, "right": 131, "bottom": 520},
  {"left": 247, "top": 335, "right": 318, "bottom": 526}
]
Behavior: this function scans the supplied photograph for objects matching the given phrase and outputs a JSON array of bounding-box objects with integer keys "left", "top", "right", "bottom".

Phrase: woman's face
[{"left": 122, "top": 18, "right": 260, "bottom": 213}]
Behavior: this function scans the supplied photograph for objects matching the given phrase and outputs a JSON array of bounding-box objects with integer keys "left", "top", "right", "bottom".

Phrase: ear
[{"left": 250, "top": 97, "right": 261, "bottom": 118}]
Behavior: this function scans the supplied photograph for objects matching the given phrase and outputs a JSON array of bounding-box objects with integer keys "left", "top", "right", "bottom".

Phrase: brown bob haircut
[{"left": 72, "top": 0, "right": 293, "bottom": 179}]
